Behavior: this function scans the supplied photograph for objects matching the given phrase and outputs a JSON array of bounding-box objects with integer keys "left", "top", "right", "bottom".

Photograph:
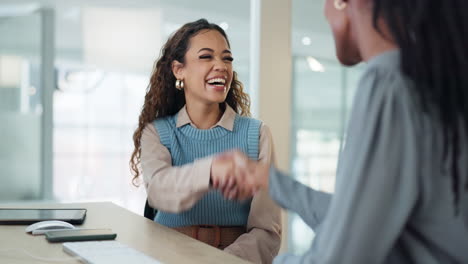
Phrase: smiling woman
[
  {"left": 171, "top": 30, "right": 235, "bottom": 112},
  {"left": 129, "top": 19, "right": 281, "bottom": 264}
]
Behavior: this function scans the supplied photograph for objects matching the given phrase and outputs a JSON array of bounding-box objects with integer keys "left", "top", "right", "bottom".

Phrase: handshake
[{"left": 210, "top": 150, "right": 270, "bottom": 201}]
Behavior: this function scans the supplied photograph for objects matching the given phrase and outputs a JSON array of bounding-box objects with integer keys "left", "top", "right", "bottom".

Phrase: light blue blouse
[{"left": 270, "top": 50, "right": 468, "bottom": 263}]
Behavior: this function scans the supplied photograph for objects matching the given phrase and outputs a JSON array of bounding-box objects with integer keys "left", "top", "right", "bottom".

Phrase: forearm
[
  {"left": 146, "top": 157, "right": 212, "bottom": 213},
  {"left": 224, "top": 228, "right": 281, "bottom": 264},
  {"left": 224, "top": 189, "right": 282, "bottom": 263},
  {"left": 269, "top": 167, "right": 331, "bottom": 230}
]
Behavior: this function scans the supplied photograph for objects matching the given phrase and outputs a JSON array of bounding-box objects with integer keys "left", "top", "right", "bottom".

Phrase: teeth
[{"left": 207, "top": 78, "right": 226, "bottom": 84}]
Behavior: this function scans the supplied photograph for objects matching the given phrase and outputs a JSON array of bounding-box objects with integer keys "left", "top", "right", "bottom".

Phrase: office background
[{"left": 0, "top": 0, "right": 362, "bottom": 254}]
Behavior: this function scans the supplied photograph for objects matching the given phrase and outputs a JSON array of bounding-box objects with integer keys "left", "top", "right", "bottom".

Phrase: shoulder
[
  {"left": 259, "top": 122, "right": 272, "bottom": 139},
  {"left": 154, "top": 114, "right": 176, "bottom": 124},
  {"left": 142, "top": 122, "right": 157, "bottom": 135},
  {"left": 357, "top": 59, "right": 417, "bottom": 117},
  {"left": 153, "top": 115, "right": 177, "bottom": 130},
  {"left": 234, "top": 115, "right": 272, "bottom": 136},
  {"left": 150, "top": 115, "right": 178, "bottom": 142},
  {"left": 142, "top": 117, "right": 174, "bottom": 139},
  {"left": 234, "top": 115, "right": 263, "bottom": 135},
  {"left": 348, "top": 57, "right": 422, "bottom": 138},
  {"left": 141, "top": 123, "right": 159, "bottom": 143},
  {"left": 236, "top": 116, "right": 273, "bottom": 143},
  {"left": 361, "top": 51, "right": 414, "bottom": 98},
  {"left": 235, "top": 115, "right": 263, "bottom": 127}
]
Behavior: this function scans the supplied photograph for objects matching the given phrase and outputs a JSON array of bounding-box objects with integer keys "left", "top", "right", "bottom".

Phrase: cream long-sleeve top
[{"left": 140, "top": 105, "right": 282, "bottom": 264}]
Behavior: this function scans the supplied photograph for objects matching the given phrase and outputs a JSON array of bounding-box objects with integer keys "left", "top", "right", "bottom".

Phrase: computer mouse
[{"left": 25, "top": 220, "right": 75, "bottom": 233}]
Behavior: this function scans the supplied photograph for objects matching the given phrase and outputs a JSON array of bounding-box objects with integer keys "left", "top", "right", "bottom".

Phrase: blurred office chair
[{"left": 144, "top": 199, "right": 157, "bottom": 220}]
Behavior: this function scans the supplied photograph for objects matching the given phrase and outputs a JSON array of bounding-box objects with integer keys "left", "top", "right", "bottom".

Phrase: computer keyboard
[{"left": 63, "top": 240, "right": 162, "bottom": 264}]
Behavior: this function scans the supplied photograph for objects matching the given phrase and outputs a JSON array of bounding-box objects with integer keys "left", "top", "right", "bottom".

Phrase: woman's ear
[{"left": 172, "top": 60, "right": 184, "bottom": 80}]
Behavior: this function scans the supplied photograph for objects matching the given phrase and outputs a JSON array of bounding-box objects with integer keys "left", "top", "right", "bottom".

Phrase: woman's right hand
[
  {"left": 210, "top": 150, "right": 258, "bottom": 201},
  {"left": 210, "top": 153, "right": 235, "bottom": 190}
]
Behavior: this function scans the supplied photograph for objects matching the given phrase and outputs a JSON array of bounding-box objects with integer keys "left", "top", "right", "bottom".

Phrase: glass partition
[{"left": 0, "top": 9, "right": 42, "bottom": 200}]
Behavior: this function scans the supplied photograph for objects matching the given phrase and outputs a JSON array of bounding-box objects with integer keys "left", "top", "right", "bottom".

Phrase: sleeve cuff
[
  {"left": 224, "top": 243, "right": 248, "bottom": 261},
  {"left": 268, "top": 166, "right": 289, "bottom": 209}
]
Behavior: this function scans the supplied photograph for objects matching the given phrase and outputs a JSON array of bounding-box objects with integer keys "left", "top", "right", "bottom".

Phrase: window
[{"left": 290, "top": 0, "right": 364, "bottom": 253}]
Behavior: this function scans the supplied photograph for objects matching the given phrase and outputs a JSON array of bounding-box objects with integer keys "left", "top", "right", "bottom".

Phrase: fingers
[
  {"left": 221, "top": 174, "right": 256, "bottom": 201},
  {"left": 211, "top": 153, "right": 235, "bottom": 190},
  {"left": 212, "top": 150, "right": 266, "bottom": 201},
  {"left": 227, "top": 187, "right": 238, "bottom": 200},
  {"left": 226, "top": 175, "right": 235, "bottom": 190}
]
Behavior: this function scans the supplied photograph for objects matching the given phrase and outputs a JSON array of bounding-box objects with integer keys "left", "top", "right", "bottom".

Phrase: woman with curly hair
[{"left": 129, "top": 19, "right": 281, "bottom": 263}]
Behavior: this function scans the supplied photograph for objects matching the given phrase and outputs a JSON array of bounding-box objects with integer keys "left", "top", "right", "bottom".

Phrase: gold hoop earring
[
  {"left": 175, "top": 79, "right": 184, "bottom": 90},
  {"left": 334, "top": 0, "right": 347, "bottom": 10}
]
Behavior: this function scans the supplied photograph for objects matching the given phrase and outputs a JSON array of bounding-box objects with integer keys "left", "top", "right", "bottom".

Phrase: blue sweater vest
[{"left": 153, "top": 113, "right": 261, "bottom": 227}]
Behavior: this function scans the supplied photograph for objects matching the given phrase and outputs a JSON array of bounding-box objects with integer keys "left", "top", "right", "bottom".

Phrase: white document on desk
[{"left": 63, "top": 240, "right": 162, "bottom": 264}]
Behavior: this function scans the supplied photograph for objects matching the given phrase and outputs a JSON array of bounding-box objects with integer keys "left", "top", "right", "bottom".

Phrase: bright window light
[
  {"left": 219, "top": 22, "right": 229, "bottom": 31},
  {"left": 301, "top": 36, "right": 311, "bottom": 46},
  {"left": 306, "top": 56, "right": 325, "bottom": 72}
]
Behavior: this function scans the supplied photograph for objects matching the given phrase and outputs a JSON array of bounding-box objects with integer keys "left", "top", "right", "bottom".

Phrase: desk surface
[{"left": 0, "top": 202, "right": 250, "bottom": 264}]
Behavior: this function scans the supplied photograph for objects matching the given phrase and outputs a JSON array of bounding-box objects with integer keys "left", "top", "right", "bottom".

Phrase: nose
[{"left": 213, "top": 58, "right": 228, "bottom": 72}]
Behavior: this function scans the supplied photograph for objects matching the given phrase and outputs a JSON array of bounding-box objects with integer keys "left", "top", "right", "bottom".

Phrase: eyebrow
[{"left": 198, "top": 48, "right": 232, "bottom": 54}]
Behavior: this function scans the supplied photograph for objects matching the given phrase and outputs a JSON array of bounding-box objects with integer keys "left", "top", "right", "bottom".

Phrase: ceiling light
[
  {"left": 301, "top": 36, "right": 311, "bottom": 46},
  {"left": 307, "top": 57, "right": 325, "bottom": 72},
  {"left": 219, "top": 22, "right": 229, "bottom": 31}
]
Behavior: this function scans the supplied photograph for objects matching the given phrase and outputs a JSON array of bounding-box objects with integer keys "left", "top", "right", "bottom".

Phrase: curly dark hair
[{"left": 130, "top": 19, "right": 251, "bottom": 186}]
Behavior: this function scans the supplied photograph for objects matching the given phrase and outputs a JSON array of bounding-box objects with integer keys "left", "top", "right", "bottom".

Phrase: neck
[
  {"left": 360, "top": 38, "right": 398, "bottom": 62},
  {"left": 185, "top": 101, "right": 223, "bottom": 130},
  {"left": 355, "top": 13, "right": 399, "bottom": 62}
]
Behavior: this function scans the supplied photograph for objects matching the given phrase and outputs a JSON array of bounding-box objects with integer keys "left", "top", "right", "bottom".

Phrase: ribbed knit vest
[{"left": 153, "top": 113, "right": 261, "bottom": 227}]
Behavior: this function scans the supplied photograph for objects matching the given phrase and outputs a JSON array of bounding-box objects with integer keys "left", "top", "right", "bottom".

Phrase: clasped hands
[{"left": 210, "top": 150, "right": 270, "bottom": 200}]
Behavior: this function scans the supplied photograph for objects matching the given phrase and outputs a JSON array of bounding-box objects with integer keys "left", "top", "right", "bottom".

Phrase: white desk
[{"left": 0, "top": 202, "right": 250, "bottom": 264}]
